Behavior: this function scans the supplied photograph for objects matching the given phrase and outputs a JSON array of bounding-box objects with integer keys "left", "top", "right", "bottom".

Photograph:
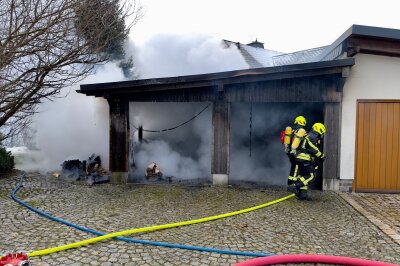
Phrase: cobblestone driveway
[{"left": 1, "top": 173, "right": 399, "bottom": 265}]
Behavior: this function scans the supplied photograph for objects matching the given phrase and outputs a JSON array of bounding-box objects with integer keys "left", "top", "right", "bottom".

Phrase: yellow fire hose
[{"left": 7, "top": 192, "right": 295, "bottom": 258}]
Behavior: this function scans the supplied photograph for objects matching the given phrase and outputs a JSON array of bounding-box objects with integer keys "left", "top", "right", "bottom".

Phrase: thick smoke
[
  {"left": 127, "top": 33, "right": 248, "bottom": 78},
  {"left": 13, "top": 32, "right": 324, "bottom": 188},
  {"left": 125, "top": 33, "right": 247, "bottom": 182},
  {"left": 230, "top": 103, "right": 324, "bottom": 187},
  {"left": 16, "top": 63, "right": 125, "bottom": 172},
  {"left": 129, "top": 101, "right": 324, "bottom": 186},
  {"left": 15, "top": 33, "right": 246, "bottom": 175},
  {"left": 129, "top": 102, "right": 211, "bottom": 181}
]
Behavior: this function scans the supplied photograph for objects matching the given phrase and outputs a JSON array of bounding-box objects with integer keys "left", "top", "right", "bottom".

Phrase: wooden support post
[
  {"left": 212, "top": 100, "right": 230, "bottom": 185},
  {"left": 323, "top": 102, "right": 341, "bottom": 190},
  {"left": 108, "top": 98, "right": 129, "bottom": 184}
]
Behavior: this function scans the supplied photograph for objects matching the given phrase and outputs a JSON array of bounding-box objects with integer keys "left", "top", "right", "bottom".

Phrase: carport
[{"left": 78, "top": 58, "right": 354, "bottom": 187}]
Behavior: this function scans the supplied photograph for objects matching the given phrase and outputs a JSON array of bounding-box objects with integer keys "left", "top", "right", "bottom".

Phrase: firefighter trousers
[
  {"left": 287, "top": 154, "right": 299, "bottom": 186},
  {"left": 295, "top": 160, "right": 315, "bottom": 199}
]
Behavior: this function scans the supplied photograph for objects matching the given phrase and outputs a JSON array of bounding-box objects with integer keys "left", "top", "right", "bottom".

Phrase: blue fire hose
[{"left": 12, "top": 173, "right": 272, "bottom": 257}]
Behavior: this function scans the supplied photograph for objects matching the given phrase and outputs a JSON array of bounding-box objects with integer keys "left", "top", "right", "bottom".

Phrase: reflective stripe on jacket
[{"left": 294, "top": 131, "right": 322, "bottom": 162}]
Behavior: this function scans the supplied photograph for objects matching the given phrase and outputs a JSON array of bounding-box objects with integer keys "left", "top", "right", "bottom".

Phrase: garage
[
  {"left": 79, "top": 59, "right": 353, "bottom": 186},
  {"left": 355, "top": 100, "right": 400, "bottom": 192}
]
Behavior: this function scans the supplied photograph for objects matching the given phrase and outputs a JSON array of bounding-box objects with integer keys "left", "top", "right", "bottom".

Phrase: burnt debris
[
  {"left": 60, "top": 154, "right": 110, "bottom": 185},
  {"left": 144, "top": 162, "right": 173, "bottom": 183}
]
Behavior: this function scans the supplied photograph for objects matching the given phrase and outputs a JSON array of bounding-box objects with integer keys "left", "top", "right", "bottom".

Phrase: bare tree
[{"left": 0, "top": 0, "right": 143, "bottom": 142}]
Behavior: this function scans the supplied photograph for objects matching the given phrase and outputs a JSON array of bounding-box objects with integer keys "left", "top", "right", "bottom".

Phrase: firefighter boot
[
  {"left": 297, "top": 189, "right": 311, "bottom": 201},
  {"left": 287, "top": 182, "right": 298, "bottom": 193},
  {"left": 287, "top": 177, "right": 295, "bottom": 192}
]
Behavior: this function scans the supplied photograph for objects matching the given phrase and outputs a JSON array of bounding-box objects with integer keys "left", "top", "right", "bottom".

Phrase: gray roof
[
  {"left": 272, "top": 46, "right": 329, "bottom": 66},
  {"left": 317, "top": 24, "right": 400, "bottom": 61},
  {"left": 271, "top": 24, "right": 400, "bottom": 65},
  {"left": 223, "top": 40, "right": 283, "bottom": 68},
  {"left": 223, "top": 39, "right": 333, "bottom": 68},
  {"left": 245, "top": 44, "right": 283, "bottom": 67}
]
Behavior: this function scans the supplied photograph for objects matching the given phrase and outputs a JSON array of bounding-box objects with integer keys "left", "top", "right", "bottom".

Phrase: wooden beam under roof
[{"left": 78, "top": 58, "right": 355, "bottom": 98}]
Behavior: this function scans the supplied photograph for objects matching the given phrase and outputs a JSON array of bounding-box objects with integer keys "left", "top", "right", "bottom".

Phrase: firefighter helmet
[
  {"left": 312, "top": 123, "right": 326, "bottom": 135},
  {"left": 294, "top": 116, "right": 306, "bottom": 126}
]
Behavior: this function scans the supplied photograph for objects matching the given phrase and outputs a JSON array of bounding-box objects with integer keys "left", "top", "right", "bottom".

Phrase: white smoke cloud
[
  {"left": 15, "top": 33, "right": 242, "bottom": 175},
  {"left": 123, "top": 33, "right": 246, "bottom": 181},
  {"left": 13, "top": 33, "right": 323, "bottom": 188},
  {"left": 128, "top": 33, "right": 248, "bottom": 79},
  {"left": 135, "top": 140, "right": 207, "bottom": 178},
  {"left": 15, "top": 63, "right": 124, "bottom": 172},
  {"left": 129, "top": 102, "right": 211, "bottom": 181}
]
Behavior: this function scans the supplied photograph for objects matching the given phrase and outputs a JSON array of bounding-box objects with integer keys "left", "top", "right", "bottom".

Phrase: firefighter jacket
[{"left": 293, "top": 131, "right": 324, "bottom": 162}]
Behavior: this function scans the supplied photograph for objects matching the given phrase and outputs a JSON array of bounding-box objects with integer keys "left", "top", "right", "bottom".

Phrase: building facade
[{"left": 79, "top": 25, "right": 400, "bottom": 193}]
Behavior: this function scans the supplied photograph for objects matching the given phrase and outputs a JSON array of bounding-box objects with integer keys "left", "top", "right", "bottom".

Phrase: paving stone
[{"left": 1, "top": 173, "right": 399, "bottom": 265}]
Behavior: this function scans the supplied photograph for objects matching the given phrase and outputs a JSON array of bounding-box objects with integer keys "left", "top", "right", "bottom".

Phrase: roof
[
  {"left": 272, "top": 46, "right": 329, "bottom": 66},
  {"left": 225, "top": 24, "right": 400, "bottom": 68},
  {"left": 317, "top": 24, "right": 400, "bottom": 61},
  {"left": 78, "top": 24, "right": 400, "bottom": 97},
  {"left": 78, "top": 58, "right": 355, "bottom": 97},
  {"left": 223, "top": 40, "right": 282, "bottom": 68}
]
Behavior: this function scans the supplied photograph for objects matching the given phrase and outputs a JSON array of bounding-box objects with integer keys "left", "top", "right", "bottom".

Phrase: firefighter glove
[{"left": 320, "top": 153, "right": 326, "bottom": 161}]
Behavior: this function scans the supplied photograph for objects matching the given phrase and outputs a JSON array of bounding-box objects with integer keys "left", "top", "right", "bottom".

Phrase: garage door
[{"left": 355, "top": 101, "right": 400, "bottom": 193}]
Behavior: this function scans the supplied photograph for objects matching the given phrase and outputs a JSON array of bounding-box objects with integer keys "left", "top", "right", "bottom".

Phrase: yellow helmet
[
  {"left": 294, "top": 116, "right": 306, "bottom": 126},
  {"left": 312, "top": 123, "right": 326, "bottom": 135}
]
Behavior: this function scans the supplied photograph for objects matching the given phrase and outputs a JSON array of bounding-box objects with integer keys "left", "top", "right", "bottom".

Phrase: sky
[{"left": 130, "top": 0, "right": 400, "bottom": 53}]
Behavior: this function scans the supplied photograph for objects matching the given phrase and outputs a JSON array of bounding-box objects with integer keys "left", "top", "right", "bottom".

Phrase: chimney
[{"left": 247, "top": 39, "right": 264, "bottom": 49}]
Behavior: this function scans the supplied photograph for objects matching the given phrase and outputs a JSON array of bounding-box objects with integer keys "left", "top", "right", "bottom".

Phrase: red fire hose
[
  {"left": 233, "top": 254, "right": 400, "bottom": 266},
  {"left": 0, "top": 253, "right": 30, "bottom": 266}
]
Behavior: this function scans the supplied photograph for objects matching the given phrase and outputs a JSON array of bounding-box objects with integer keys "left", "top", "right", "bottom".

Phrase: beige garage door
[{"left": 355, "top": 100, "right": 400, "bottom": 193}]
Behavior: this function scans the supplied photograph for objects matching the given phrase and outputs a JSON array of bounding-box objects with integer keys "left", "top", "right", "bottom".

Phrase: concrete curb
[{"left": 337, "top": 191, "right": 400, "bottom": 246}]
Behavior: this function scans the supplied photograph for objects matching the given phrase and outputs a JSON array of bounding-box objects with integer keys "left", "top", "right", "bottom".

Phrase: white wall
[{"left": 340, "top": 54, "right": 400, "bottom": 180}]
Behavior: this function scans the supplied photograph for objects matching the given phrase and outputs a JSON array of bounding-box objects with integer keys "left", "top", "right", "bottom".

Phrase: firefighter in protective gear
[
  {"left": 283, "top": 116, "right": 307, "bottom": 188},
  {"left": 291, "top": 122, "right": 326, "bottom": 200}
]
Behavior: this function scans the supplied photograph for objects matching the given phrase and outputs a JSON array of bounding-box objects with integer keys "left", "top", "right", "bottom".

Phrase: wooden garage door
[{"left": 355, "top": 101, "right": 400, "bottom": 193}]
